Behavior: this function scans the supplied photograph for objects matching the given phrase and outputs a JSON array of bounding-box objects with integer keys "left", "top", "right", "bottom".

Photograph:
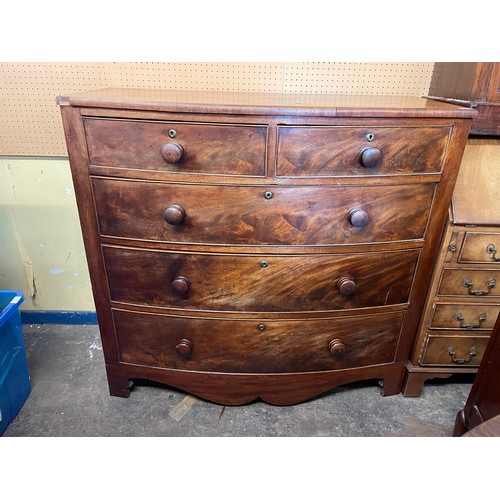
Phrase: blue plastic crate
[{"left": 0, "top": 291, "right": 31, "bottom": 436}]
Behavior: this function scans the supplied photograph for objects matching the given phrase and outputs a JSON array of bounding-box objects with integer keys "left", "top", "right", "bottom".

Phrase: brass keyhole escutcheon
[
  {"left": 264, "top": 191, "right": 273, "bottom": 200},
  {"left": 168, "top": 129, "right": 177, "bottom": 138},
  {"left": 365, "top": 132, "right": 375, "bottom": 142}
]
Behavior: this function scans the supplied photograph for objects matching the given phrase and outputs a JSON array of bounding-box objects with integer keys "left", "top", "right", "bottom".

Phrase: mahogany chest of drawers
[
  {"left": 404, "top": 138, "right": 500, "bottom": 396},
  {"left": 57, "top": 89, "right": 474, "bottom": 405}
]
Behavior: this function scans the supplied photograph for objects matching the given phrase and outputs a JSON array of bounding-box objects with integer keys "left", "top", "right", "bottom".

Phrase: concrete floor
[{"left": 3, "top": 323, "right": 474, "bottom": 437}]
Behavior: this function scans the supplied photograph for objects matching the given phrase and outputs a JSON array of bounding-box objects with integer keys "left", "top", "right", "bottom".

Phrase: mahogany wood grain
[
  {"left": 105, "top": 361, "right": 407, "bottom": 405},
  {"left": 276, "top": 125, "right": 451, "bottom": 177},
  {"left": 113, "top": 309, "right": 403, "bottom": 373},
  {"left": 92, "top": 177, "right": 435, "bottom": 246},
  {"left": 58, "top": 89, "right": 476, "bottom": 119},
  {"left": 103, "top": 245, "right": 419, "bottom": 312},
  {"left": 58, "top": 89, "right": 474, "bottom": 405},
  {"left": 84, "top": 118, "right": 267, "bottom": 176}
]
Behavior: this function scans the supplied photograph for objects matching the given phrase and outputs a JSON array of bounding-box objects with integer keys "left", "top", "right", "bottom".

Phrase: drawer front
[
  {"left": 420, "top": 334, "right": 490, "bottom": 367},
  {"left": 276, "top": 125, "right": 451, "bottom": 177},
  {"left": 113, "top": 309, "right": 403, "bottom": 373},
  {"left": 458, "top": 232, "right": 500, "bottom": 264},
  {"left": 438, "top": 269, "right": 500, "bottom": 297},
  {"left": 92, "top": 178, "right": 435, "bottom": 246},
  {"left": 103, "top": 246, "right": 419, "bottom": 312},
  {"left": 429, "top": 303, "right": 500, "bottom": 330},
  {"left": 83, "top": 118, "right": 267, "bottom": 176}
]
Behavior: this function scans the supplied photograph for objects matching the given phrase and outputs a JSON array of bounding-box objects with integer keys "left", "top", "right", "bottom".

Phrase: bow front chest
[{"left": 58, "top": 89, "right": 474, "bottom": 404}]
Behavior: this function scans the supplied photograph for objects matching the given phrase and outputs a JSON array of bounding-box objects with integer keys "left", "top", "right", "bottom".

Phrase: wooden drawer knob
[
  {"left": 338, "top": 276, "right": 356, "bottom": 296},
  {"left": 329, "top": 339, "right": 346, "bottom": 355},
  {"left": 359, "top": 147, "right": 382, "bottom": 168},
  {"left": 171, "top": 276, "right": 190, "bottom": 295},
  {"left": 161, "top": 142, "right": 184, "bottom": 164},
  {"left": 176, "top": 339, "right": 193, "bottom": 356},
  {"left": 348, "top": 208, "right": 369, "bottom": 227},
  {"left": 163, "top": 204, "right": 185, "bottom": 225}
]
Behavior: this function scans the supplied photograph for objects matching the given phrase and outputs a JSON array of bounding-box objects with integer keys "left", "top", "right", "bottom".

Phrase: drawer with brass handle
[
  {"left": 92, "top": 177, "right": 435, "bottom": 247},
  {"left": 429, "top": 304, "right": 500, "bottom": 330},
  {"left": 437, "top": 269, "right": 500, "bottom": 297},
  {"left": 458, "top": 232, "right": 500, "bottom": 263},
  {"left": 103, "top": 245, "right": 419, "bottom": 312},
  {"left": 113, "top": 308, "right": 404, "bottom": 373},
  {"left": 420, "top": 334, "right": 490, "bottom": 367},
  {"left": 276, "top": 125, "right": 451, "bottom": 177}
]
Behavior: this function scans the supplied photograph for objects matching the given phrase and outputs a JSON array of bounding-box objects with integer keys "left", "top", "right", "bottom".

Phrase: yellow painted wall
[{"left": 0, "top": 157, "right": 94, "bottom": 311}]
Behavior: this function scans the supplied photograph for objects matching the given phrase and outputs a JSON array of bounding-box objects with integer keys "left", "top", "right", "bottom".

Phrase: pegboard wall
[{"left": 0, "top": 62, "right": 435, "bottom": 156}]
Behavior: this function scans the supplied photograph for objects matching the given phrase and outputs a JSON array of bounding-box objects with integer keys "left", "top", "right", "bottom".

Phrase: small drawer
[
  {"left": 429, "top": 303, "right": 500, "bottom": 330},
  {"left": 437, "top": 269, "right": 500, "bottom": 298},
  {"left": 276, "top": 125, "right": 451, "bottom": 177},
  {"left": 103, "top": 246, "right": 419, "bottom": 312},
  {"left": 420, "top": 333, "right": 490, "bottom": 367},
  {"left": 113, "top": 309, "right": 404, "bottom": 373},
  {"left": 92, "top": 177, "right": 435, "bottom": 246},
  {"left": 83, "top": 118, "right": 267, "bottom": 176},
  {"left": 458, "top": 232, "right": 500, "bottom": 264}
]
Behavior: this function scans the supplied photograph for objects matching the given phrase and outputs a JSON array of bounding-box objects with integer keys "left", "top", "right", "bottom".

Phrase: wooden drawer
[
  {"left": 437, "top": 269, "right": 499, "bottom": 297},
  {"left": 420, "top": 334, "right": 490, "bottom": 367},
  {"left": 458, "top": 232, "right": 500, "bottom": 264},
  {"left": 103, "top": 246, "right": 419, "bottom": 312},
  {"left": 113, "top": 309, "right": 403, "bottom": 373},
  {"left": 83, "top": 118, "right": 267, "bottom": 176},
  {"left": 276, "top": 125, "right": 451, "bottom": 177},
  {"left": 429, "top": 303, "right": 500, "bottom": 330},
  {"left": 92, "top": 177, "right": 435, "bottom": 246}
]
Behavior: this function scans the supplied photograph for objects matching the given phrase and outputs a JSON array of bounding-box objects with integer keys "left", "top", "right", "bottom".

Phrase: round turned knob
[
  {"left": 171, "top": 276, "right": 190, "bottom": 295},
  {"left": 329, "top": 339, "right": 346, "bottom": 355},
  {"left": 338, "top": 276, "right": 357, "bottom": 296},
  {"left": 359, "top": 147, "right": 382, "bottom": 168},
  {"left": 163, "top": 205, "right": 185, "bottom": 225},
  {"left": 176, "top": 339, "right": 192, "bottom": 356},
  {"left": 161, "top": 142, "right": 184, "bottom": 164},
  {"left": 348, "top": 208, "right": 369, "bottom": 227}
]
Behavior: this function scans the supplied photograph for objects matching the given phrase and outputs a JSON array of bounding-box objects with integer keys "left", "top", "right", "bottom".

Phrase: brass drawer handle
[
  {"left": 447, "top": 346, "right": 477, "bottom": 364},
  {"left": 486, "top": 244, "right": 500, "bottom": 262},
  {"left": 455, "top": 312, "right": 486, "bottom": 329},
  {"left": 463, "top": 277, "right": 496, "bottom": 296}
]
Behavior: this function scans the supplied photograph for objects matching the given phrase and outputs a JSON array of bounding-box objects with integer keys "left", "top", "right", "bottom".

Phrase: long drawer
[
  {"left": 92, "top": 177, "right": 435, "bottom": 246},
  {"left": 113, "top": 309, "right": 404, "bottom": 373},
  {"left": 84, "top": 118, "right": 268, "bottom": 176},
  {"left": 103, "top": 245, "right": 419, "bottom": 312},
  {"left": 276, "top": 125, "right": 451, "bottom": 177}
]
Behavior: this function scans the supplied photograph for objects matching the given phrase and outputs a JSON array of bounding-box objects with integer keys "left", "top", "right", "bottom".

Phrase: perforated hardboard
[{"left": 0, "top": 62, "right": 434, "bottom": 156}]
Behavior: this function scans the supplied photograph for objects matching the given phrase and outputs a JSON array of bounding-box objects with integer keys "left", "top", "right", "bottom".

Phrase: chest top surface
[{"left": 57, "top": 88, "right": 477, "bottom": 118}]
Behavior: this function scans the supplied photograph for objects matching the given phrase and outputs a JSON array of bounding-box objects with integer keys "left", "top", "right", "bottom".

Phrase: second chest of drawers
[{"left": 404, "top": 138, "right": 500, "bottom": 396}]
